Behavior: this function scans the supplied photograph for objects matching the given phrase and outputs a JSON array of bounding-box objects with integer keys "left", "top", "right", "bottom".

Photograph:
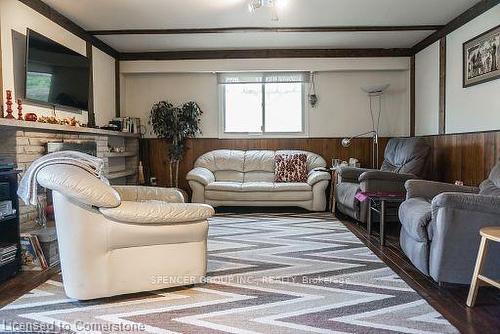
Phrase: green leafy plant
[{"left": 149, "top": 100, "right": 203, "bottom": 187}]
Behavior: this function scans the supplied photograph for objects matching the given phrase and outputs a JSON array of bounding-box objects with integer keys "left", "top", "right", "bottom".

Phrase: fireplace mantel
[{"left": 0, "top": 119, "right": 140, "bottom": 138}]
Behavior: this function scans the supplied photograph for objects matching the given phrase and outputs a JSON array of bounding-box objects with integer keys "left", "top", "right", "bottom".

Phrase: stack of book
[{"left": 0, "top": 243, "right": 18, "bottom": 266}]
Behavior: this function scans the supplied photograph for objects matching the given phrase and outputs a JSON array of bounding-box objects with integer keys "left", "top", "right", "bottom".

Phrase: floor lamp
[{"left": 341, "top": 84, "right": 390, "bottom": 169}]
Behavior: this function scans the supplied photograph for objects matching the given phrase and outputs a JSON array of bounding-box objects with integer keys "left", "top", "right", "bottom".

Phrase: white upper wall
[
  {"left": 310, "top": 70, "right": 409, "bottom": 138},
  {"left": 92, "top": 47, "right": 116, "bottom": 127},
  {"left": 0, "top": 0, "right": 87, "bottom": 122},
  {"left": 415, "top": 41, "right": 440, "bottom": 136},
  {"left": 121, "top": 58, "right": 410, "bottom": 138},
  {"left": 0, "top": 0, "right": 116, "bottom": 125},
  {"left": 124, "top": 73, "right": 219, "bottom": 138},
  {"left": 446, "top": 4, "right": 500, "bottom": 133},
  {"left": 414, "top": 4, "right": 500, "bottom": 135}
]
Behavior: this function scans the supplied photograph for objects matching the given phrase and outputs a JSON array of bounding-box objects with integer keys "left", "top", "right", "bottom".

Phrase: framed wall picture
[{"left": 463, "top": 24, "right": 500, "bottom": 88}]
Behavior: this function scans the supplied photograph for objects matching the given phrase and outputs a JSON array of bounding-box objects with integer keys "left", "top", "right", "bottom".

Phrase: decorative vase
[
  {"left": 24, "top": 113, "right": 38, "bottom": 122},
  {"left": 138, "top": 161, "right": 145, "bottom": 185},
  {"left": 4, "top": 90, "right": 14, "bottom": 119}
]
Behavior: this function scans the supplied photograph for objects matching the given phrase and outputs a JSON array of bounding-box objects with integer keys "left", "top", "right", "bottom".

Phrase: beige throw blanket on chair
[{"left": 18, "top": 151, "right": 105, "bottom": 206}]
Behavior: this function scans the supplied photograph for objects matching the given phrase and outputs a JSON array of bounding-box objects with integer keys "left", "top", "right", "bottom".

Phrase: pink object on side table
[{"left": 355, "top": 192, "right": 405, "bottom": 202}]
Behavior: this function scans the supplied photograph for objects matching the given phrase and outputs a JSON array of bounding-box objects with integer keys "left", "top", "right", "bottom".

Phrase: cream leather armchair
[{"left": 36, "top": 164, "right": 214, "bottom": 300}]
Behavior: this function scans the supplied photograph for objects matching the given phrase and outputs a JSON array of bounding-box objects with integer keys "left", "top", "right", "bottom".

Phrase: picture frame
[
  {"left": 463, "top": 24, "right": 500, "bottom": 88},
  {"left": 20, "top": 234, "right": 47, "bottom": 271}
]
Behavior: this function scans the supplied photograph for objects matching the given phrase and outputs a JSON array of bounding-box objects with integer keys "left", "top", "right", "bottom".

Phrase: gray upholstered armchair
[
  {"left": 399, "top": 162, "right": 500, "bottom": 284},
  {"left": 335, "top": 137, "right": 431, "bottom": 222}
]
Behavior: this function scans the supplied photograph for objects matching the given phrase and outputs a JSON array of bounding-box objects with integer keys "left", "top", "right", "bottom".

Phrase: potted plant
[{"left": 149, "top": 100, "right": 203, "bottom": 188}]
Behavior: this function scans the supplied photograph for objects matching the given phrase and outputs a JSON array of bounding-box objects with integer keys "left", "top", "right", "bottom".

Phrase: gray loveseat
[
  {"left": 336, "top": 137, "right": 431, "bottom": 223},
  {"left": 399, "top": 162, "right": 500, "bottom": 284}
]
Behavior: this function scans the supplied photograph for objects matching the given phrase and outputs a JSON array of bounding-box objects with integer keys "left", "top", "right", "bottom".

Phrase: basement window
[{"left": 218, "top": 72, "right": 308, "bottom": 137}]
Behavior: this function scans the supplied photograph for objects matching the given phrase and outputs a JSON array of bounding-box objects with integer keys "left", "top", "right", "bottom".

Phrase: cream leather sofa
[
  {"left": 36, "top": 164, "right": 214, "bottom": 300},
  {"left": 187, "top": 150, "right": 330, "bottom": 211}
]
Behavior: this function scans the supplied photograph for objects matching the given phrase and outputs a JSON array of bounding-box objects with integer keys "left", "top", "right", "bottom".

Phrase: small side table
[
  {"left": 364, "top": 193, "right": 405, "bottom": 246},
  {"left": 466, "top": 227, "right": 500, "bottom": 307},
  {"left": 328, "top": 167, "right": 340, "bottom": 213}
]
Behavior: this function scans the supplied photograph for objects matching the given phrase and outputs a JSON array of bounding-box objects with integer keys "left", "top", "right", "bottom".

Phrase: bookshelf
[{"left": 0, "top": 168, "right": 20, "bottom": 284}]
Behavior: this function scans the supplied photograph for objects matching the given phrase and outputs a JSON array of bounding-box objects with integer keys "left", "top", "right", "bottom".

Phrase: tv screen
[{"left": 25, "top": 29, "right": 89, "bottom": 110}]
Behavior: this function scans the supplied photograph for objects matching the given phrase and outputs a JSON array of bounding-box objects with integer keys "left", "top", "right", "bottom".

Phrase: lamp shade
[{"left": 341, "top": 138, "right": 351, "bottom": 148}]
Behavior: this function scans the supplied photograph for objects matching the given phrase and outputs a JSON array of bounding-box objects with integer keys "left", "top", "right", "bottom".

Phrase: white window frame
[{"left": 218, "top": 72, "right": 309, "bottom": 139}]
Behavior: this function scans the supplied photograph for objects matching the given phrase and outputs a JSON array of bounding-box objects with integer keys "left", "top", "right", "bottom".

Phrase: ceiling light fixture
[
  {"left": 248, "top": 0, "right": 262, "bottom": 13},
  {"left": 248, "top": 0, "right": 287, "bottom": 21}
]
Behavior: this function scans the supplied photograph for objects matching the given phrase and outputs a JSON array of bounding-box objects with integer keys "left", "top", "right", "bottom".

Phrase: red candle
[
  {"left": 4, "top": 90, "right": 14, "bottom": 119},
  {"left": 17, "top": 99, "right": 23, "bottom": 120}
]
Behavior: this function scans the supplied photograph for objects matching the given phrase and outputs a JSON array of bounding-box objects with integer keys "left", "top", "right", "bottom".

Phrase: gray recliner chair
[
  {"left": 399, "top": 162, "right": 500, "bottom": 284},
  {"left": 335, "top": 137, "right": 431, "bottom": 223}
]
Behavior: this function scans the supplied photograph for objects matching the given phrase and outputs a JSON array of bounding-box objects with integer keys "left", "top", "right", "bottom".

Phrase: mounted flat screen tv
[{"left": 25, "top": 29, "right": 90, "bottom": 110}]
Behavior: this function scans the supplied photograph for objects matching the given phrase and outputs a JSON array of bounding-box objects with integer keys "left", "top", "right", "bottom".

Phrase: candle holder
[
  {"left": 4, "top": 90, "right": 14, "bottom": 119},
  {"left": 17, "top": 99, "right": 23, "bottom": 120}
]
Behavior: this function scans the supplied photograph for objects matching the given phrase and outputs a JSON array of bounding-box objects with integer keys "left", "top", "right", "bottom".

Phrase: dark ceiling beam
[
  {"left": 412, "top": 0, "right": 500, "bottom": 54},
  {"left": 18, "top": 0, "right": 119, "bottom": 58},
  {"left": 119, "top": 48, "right": 413, "bottom": 61},
  {"left": 91, "top": 25, "right": 443, "bottom": 36}
]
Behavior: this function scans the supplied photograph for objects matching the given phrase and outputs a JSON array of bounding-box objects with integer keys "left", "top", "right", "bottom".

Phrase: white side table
[{"left": 466, "top": 227, "right": 500, "bottom": 307}]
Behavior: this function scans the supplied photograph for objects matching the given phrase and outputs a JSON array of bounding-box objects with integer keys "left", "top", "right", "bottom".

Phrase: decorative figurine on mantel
[
  {"left": 24, "top": 112, "right": 38, "bottom": 122},
  {"left": 17, "top": 99, "right": 23, "bottom": 121},
  {"left": 4, "top": 90, "right": 14, "bottom": 119}
]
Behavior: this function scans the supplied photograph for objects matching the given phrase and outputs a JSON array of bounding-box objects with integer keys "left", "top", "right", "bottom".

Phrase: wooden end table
[
  {"left": 364, "top": 193, "right": 405, "bottom": 246},
  {"left": 328, "top": 167, "right": 340, "bottom": 213},
  {"left": 466, "top": 227, "right": 500, "bottom": 307}
]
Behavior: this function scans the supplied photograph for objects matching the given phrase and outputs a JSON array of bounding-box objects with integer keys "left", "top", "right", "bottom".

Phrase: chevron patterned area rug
[{"left": 0, "top": 212, "right": 458, "bottom": 333}]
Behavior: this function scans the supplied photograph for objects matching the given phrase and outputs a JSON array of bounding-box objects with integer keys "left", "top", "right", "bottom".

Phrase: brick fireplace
[{"left": 0, "top": 120, "right": 139, "bottom": 232}]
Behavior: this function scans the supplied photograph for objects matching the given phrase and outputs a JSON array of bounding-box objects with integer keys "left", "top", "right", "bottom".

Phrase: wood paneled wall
[
  {"left": 140, "top": 137, "right": 389, "bottom": 193},
  {"left": 421, "top": 131, "right": 500, "bottom": 187},
  {"left": 139, "top": 131, "right": 499, "bottom": 194}
]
